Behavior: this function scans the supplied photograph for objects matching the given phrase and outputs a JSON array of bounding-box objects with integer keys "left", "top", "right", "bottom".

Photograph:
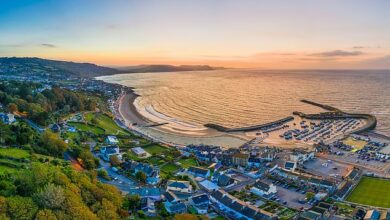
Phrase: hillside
[
  {"left": 116, "top": 64, "right": 224, "bottom": 73},
  {"left": 0, "top": 57, "right": 119, "bottom": 79}
]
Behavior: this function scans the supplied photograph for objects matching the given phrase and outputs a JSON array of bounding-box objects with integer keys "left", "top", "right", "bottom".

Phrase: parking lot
[
  {"left": 263, "top": 178, "right": 311, "bottom": 209},
  {"left": 304, "top": 158, "right": 352, "bottom": 180}
]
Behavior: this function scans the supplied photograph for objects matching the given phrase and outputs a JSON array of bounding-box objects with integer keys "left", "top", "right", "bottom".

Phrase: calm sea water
[{"left": 99, "top": 69, "right": 390, "bottom": 135}]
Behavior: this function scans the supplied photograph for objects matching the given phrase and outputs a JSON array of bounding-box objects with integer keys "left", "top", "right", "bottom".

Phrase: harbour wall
[{"left": 204, "top": 116, "right": 294, "bottom": 132}]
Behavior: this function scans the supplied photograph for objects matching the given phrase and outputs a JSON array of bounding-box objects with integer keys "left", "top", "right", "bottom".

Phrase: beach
[{"left": 116, "top": 91, "right": 249, "bottom": 148}]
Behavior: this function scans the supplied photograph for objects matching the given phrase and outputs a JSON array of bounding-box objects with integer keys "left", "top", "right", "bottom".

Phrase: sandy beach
[{"left": 116, "top": 91, "right": 249, "bottom": 147}]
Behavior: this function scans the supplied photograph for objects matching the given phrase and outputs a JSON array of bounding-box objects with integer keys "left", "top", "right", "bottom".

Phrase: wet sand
[{"left": 117, "top": 91, "right": 249, "bottom": 147}]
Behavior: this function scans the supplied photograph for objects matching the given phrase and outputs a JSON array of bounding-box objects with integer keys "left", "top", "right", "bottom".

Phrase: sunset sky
[{"left": 1, "top": 0, "right": 390, "bottom": 69}]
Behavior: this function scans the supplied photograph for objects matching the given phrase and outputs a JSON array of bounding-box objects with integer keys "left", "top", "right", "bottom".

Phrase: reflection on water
[{"left": 99, "top": 69, "right": 390, "bottom": 136}]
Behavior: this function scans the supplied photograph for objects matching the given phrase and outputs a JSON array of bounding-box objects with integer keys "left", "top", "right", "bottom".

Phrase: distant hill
[
  {"left": 0, "top": 57, "right": 224, "bottom": 79},
  {"left": 0, "top": 57, "right": 119, "bottom": 78},
  {"left": 116, "top": 64, "right": 224, "bottom": 73}
]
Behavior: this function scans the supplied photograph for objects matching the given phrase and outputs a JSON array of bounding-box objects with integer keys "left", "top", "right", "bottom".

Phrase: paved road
[{"left": 88, "top": 141, "right": 138, "bottom": 193}]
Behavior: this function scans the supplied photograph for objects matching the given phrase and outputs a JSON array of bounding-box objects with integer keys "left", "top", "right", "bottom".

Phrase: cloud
[
  {"left": 40, "top": 43, "right": 56, "bottom": 48},
  {"left": 309, "top": 50, "right": 363, "bottom": 57},
  {"left": 361, "top": 55, "right": 390, "bottom": 68},
  {"left": 352, "top": 46, "right": 365, "bottom": 49}
]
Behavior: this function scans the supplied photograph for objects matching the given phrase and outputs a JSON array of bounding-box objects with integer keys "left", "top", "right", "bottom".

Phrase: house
[
  {"left": 165, "top": 202, "right": 187, "bottom": 214},
  {"left": 284, "top": 161, "right": 297, "bottom": 171},
  {"left": 364, "top": 210, "right": 381, "bottom": 220},
  {"left": 187, "top": 166, "right": 210, "bottom": 178},
  {"left": 0, "top": 113, "right": 15, "bottom": 124},
  {"left": 140, "top": 197, "right": 156, "bottom": 217},
  {"left": 100, "top": 146, "right": 120, "bottom": 161},
  {"left": 248, "top": 157, "right": 262, "bottom": 168},
  {"left": 217, "top": 174, "right": 234, "bottom": 187},
  {"left": 199, "top": 179, "right": 219, "bottom": 192},
  {"left": 250, "top": 181, "right": 277, "bottom": 197},
  {"left": 232, "top": 153, "right": 249, "bottom": 167},
  {"left": 299, "top": 210, "right": 322, "bottom": 220},
  {"left": 132, "top": 147, "right": 148, "bottom": 157},
  {"left": 210, "top": 190, "right": 277, "bottom": 220},
  {"left": 105, "top": 135, "right": 119, "bottom": 145},
  {"left": 260, "top": 151, "right": 276, "bottom": 162},
  {"left": 290, "top": 150, "right": 315, "bottom": 164},
  {"left": 380, "top": 211, "right": 390, "bottom": 220},
  {"left": 121, "top": 160, "right": 160, "bottom": 185},
  {"left": 190, "top": 194, "right": 210, "bottom": 214},
  {"left": 128, "top": 187, "right": 162, "bottom": 201},
  {"left": 67, "top": 126, "right": 77, "bottom": 133},
  {"left": 163, "top": 191, "right": 179, "bottom": 204},
  {"left": 50, "top": 123, "right": 61, "bottom": 133},
  {"left": 166, "top": 180, "right": 193, "bottom": 193}
]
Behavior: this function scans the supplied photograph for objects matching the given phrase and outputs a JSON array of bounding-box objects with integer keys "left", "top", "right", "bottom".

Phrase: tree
[
  {"left": 7, "top": 103, "right": 17, "bottom": 113},
  {"left": 6, "top": 196, "right": 38, "bottom": 220},
  {"left": 33, "top": 184, "right": 65, "bottom": 209},
  {"left": 35, "top": 209, "right": 58, "bottom": 220},
  {"left": 135, "top": 171, "right": 147, "bottom": 183},
  {"left": 97, "top": 199, "right": 120, "bottom": 220},
  {"left": 174, "top": 214, "right": 210, "bottom": 220},
  {"left": 109, "top": 155, "right": 121, "bottom": 167},
  {"left": 306, "top": 192, "right": 315, "bottom": 201},
  {"left": 97, "top": 169, "right": 110, "bottom": 180},
  {"left": 123, "top": 195, "right": 140, "bottom": 211},
  {"left": 40, "top": 130, "right": 67, "bottom": 156}
]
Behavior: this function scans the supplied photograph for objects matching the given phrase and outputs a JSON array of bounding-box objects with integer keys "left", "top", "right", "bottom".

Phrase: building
[
  {"left": 165, "top": 202, "right": 187, "bottom": 214},
  {"left": 105, "top": 135, "right": 119, "bottom": 145},
  {"left": 190, "top": 194, "right": 210, "bottom": 214},
  {"left": 132, "top": 147, "right": 148, "bottom": 157},
  {"left": 217, "top": 173, "right": 234, "bottom": 187},
  {"left": 128, "top": 187, "right": 162, "bottom": 201},
  {"left": 0, "top": 113, "right": 15, "bottom": 124},
  {"left": 140, "top": 197, "right": 157, "bottom": 217},
  {"left": 100, "top": 146, "right": 120, "bottom": 161},
  {"left": 284, "top": 161, "right": 297, "bottom": 171},
  {"left": 232, "top": 153, "right": 249, "bottom": 167},
  {"left": 290, "top": 150, "right": 315, "bottom": 164},
  {"left": 250, "top": 181, "right": 277, "bottom": 197},
  {"left": 248, "top": 157, "right": 262, "bottom": 168},
  {"left": 187, "top": 166, "right": 210, "bottom": 178},
  {"left": 166, "top": 180, "right": 192, "bottom": 193},
  {"left": 210, "top": 190, "right": 277, "bottom": 220},
  {"left": 364, "top": 210, "right": 381, "bottom": 220},
  {"left": 50, "top": 123, "right": 61, "bottom": 133}
]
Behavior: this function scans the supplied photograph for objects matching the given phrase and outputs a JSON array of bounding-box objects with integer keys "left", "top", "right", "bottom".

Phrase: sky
[{"left": 1, "top": 0, "right": 390, "bottom": 69}]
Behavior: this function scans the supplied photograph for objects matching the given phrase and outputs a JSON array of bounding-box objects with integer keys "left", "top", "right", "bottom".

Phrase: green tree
[
  {"left": 109, "top": 155, "right": 121, "bottom": 167},
  {"left": 39, "top": 130, "right": 67, "bottom": 156},
  {"left": 33, "top": 184, "right": 65, "bottom": 209},
  {"left": 6, "top": 196, "right": 38, "bottom": 220},
  {"left": 35, "top": 209, "right": 58, "bottom": 220},
  {"left": 135, "top": 171, "right": 147, "bottom": 183}
]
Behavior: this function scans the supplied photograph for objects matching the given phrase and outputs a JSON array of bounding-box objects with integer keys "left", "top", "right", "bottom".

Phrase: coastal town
[{"left": 1, "top": 58, "right": 389, "bottom": 220}]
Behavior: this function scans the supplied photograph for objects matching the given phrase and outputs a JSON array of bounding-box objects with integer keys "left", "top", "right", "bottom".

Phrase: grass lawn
[
  {"left": 161, "top": 163, "right": 179, "bottom": 175},
  {"left": 346, "top": 176, "right": 390, "bottom": 208},
  {"left": 343, "top": 137, "right": 367, "bottom": 152},
  {"left": 68, "top": 122, "right": 105, "bottom": 135},
  {"left": 85, "top": 112, "right": 129, "bottom": 135},
  {"left": 142, "top": 144, "right": 168, "bottom": 155},
  {"left": 0, "top": 148, "right": 30, "bottom": 159},
  {"left": 178, "top": 157, "right": 198, "bottom": 168},
  {"left": 0, "top": 165, "right": 17, "bottom": 174}
]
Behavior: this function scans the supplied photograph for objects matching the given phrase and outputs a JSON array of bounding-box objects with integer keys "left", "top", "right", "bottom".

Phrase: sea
[{"left": 98, "top": 69, "right": 390, "bottom": 136}]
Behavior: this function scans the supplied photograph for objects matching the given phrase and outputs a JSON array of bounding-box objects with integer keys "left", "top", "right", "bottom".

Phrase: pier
[{"left": 204, "top": 116, "right": 294, "bottom": 132}]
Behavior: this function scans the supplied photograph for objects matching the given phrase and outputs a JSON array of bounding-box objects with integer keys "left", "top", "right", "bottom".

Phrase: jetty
[{"left": 204, "top": 116, "right": 294, "bottom": 132}]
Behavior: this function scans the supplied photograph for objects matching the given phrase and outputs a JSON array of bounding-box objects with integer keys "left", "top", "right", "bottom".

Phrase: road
[{"left": 88, "top": 141, "right": 139, "bottom": 193}]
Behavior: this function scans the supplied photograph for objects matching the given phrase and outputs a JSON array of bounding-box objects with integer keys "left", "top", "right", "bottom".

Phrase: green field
[
  {"left": 0, "top": 148, "right": 30, "bottom": 159},
  {"left": 85, "top": 112, "right": 129, "bottom": 135},
  {"left": 160, "top": 163, "right": 179, "bottom": 177},
  {"left": 346, "top": 176, "right": 390, "bottom": 208},
  {"left": 142, "top": 144, "right": 168, "bottom": 154},
  {"left": 68, "top": 122, "right": 105, "bottom": 135},
  {"left": 0, "top": 165, "right": 17, "bottom": 174},
  {"left": 178, "top": 157, "right": 198, "bottom": 168}
]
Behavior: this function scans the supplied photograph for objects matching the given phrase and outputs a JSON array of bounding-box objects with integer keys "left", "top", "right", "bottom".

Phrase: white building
[
  {"left": 166, "top": 180, "right": 193, "bottom": 193},
  {"left": 250, "top": 181, "right": 277, "bottom": 197},
  {"left": 105, "top": 136, "right": 119, "bottom": 145}
]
